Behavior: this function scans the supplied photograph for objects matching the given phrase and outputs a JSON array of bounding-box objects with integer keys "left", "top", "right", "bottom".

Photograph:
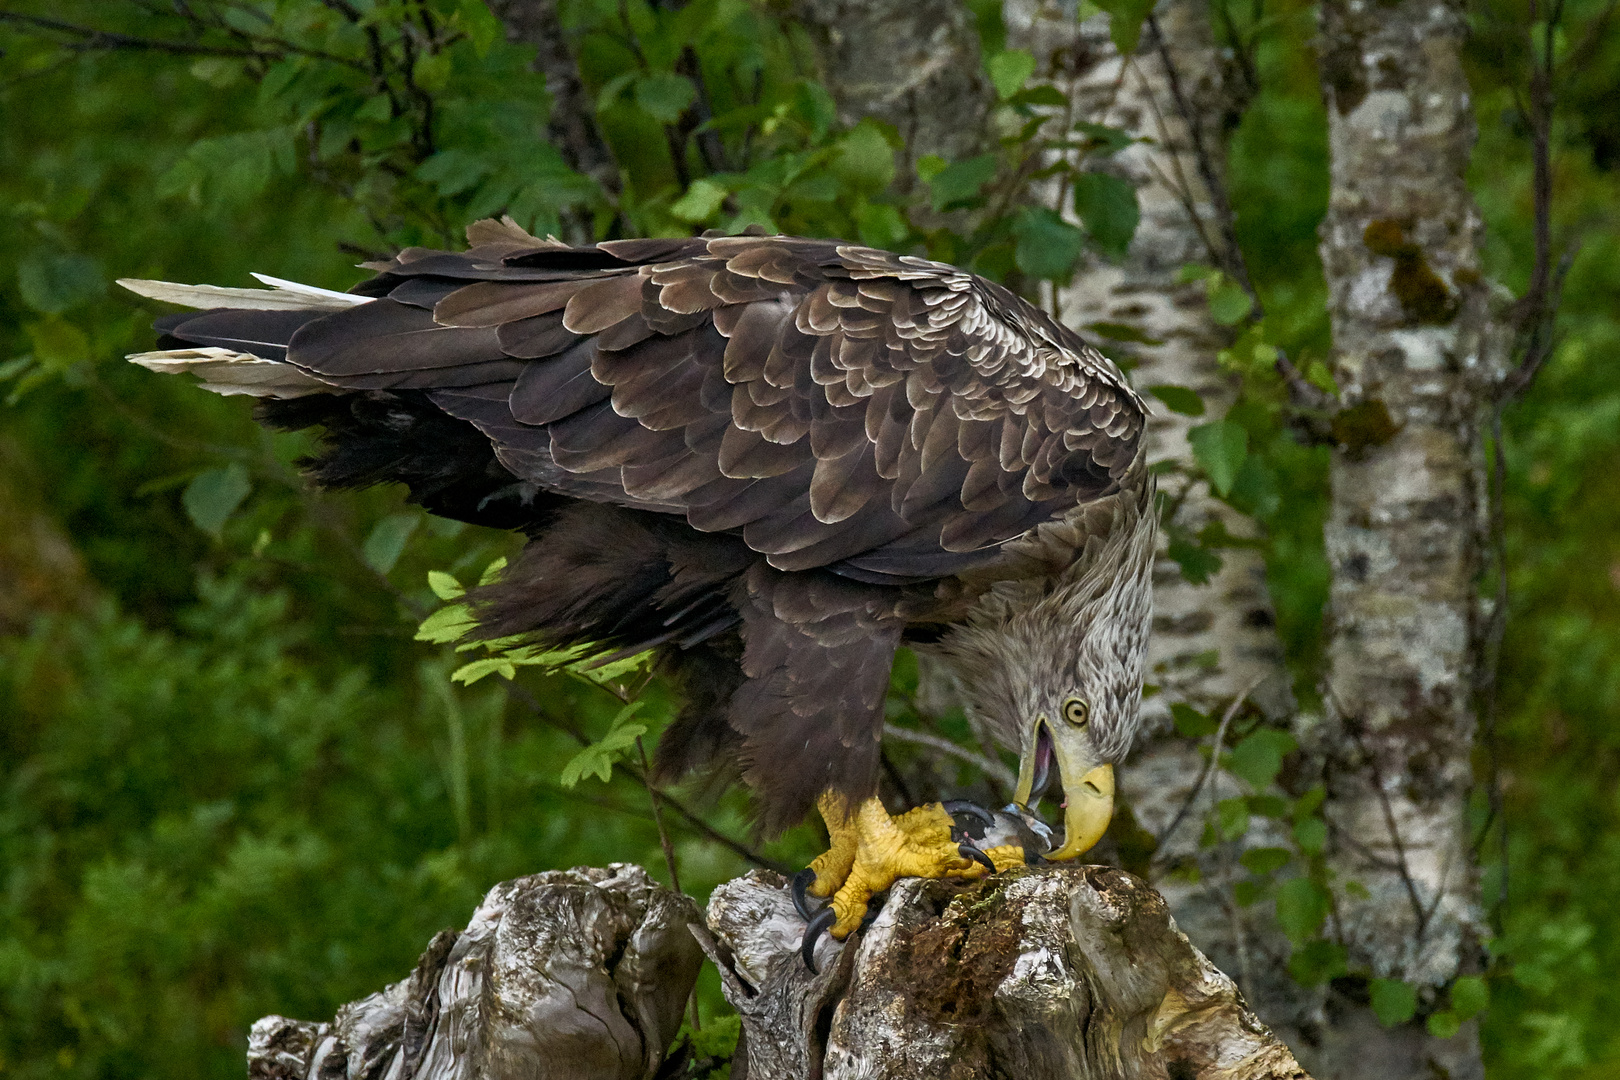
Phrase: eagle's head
[{"left": 940, "top": 491, "right": 1156, "bottom": 860}]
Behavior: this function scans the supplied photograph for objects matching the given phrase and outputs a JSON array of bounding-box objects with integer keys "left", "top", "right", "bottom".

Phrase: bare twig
[
  {"left": 1152, "top": 677, "right": 1264, "bottom": 855},
  {"left": 1347, "top": 723, "right": 1429, "bottom": 941},
  {"left": 882, "top": 722, "right": 1017, "bottom": 788},
  {"left": 636, "top": 736, "right": 683, "bottom": 895},
  {"left": 503, "top": 682, "right": 793, "bottom": 874}
]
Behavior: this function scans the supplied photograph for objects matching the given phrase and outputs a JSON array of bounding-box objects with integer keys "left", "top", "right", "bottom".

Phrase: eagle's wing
[{"left": 162, "top": 232, "right": 1147, "bottom": 583}]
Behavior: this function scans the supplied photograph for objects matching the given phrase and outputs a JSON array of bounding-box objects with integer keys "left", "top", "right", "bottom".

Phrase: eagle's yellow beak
[{"left": 1013, "top": 717, "right": 1115, "bottom": 860}]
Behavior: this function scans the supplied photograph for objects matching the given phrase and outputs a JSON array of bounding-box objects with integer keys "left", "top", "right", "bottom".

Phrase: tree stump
[
  {"left": 696, "top": 865, "right": 1313, "bottom": 1080},
  {"left": 247, "top": 864, "right": 703, "bottom": 1080},
  {"left": 248, "top": 863, "right": 1311, "bottom": 1079}
]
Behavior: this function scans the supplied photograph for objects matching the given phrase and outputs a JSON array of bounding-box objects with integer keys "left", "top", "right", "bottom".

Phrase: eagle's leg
[{"left": 807, "top": 793, "right": 988, "bottom": 940}]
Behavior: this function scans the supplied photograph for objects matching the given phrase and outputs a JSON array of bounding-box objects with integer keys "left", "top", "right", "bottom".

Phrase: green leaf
[
  {"left": 1370, "top": 978, "right": 1418, "bottom": 1027},
  {"left": 1009, "top": 85, "right": 1069, "bottom": 108},
  {"left": 1072, "top": 172, "right": 1139, "bottom": 260},
  {"left": 1294, "top": 784, "right": 1327, "bottom": 818},
  {"left": 25, "top": 319, "right": 90, "bottom": 372},
  {"left": 1247, "top": 794, "right": 1289, "bottom": 818},
  {"left": 363, "top": 513, "right": 418, "bottom": 575},
  {"left": 182, "top": 464, "right": 251, "bottom": 540},
  {"left": 915, "top": 154, "right": 948, "bottom": 183},
  {"left": 1166, "top": 533, "right": 1222, "bottom": 585},
  {"left": 1225, "top": 728, "right": 1297, "bottom": 790},
  {"left": 417, "top": 149, "right": 491, "bottom": 197},
  {"left": 478, "top": 557, "right": 507, "bottom": 587},
  {"left": 576, "top": 650, "right": 654, "bottom": 686},
  {"left": 415, "top": 604, "right": 475, "bottom": 645},
  {"left": 458, "top": 0, "right": 503, "bottom": 55},
  {"left": 427, "top": 571, "right": 465, "bottom": 602},
  {"left": 986, "top": 50, "right": 1036, "bottom": 99},
  {"left": 856, "top": 202, "right": 909, "bottom": 249},
  {"left": 832, "top": 121, "right": 896, "bottom": 194},
  {"left": 1274, "top": 877, "right": 1329, "bottom": 944},
  {"left": 413, "top": 52, "right": 452, "bottom": 94},
  {"left": 1149, "top": 384, "right": 1205, "bottom": 416},
  {"left": 451, "top": 657, "right": 517, "bottom": 685},
  {"left": 18, "top": 252, "right": 104, "bottom": 314},
  {"left": 1170, "top": 702, "right": 1216, "bottom": 737},
  {"left": 559, "top": 702, "right": 646, "bottom": 788},
  {"left": 1450, "top": 975, "right": 1489, "bottom": 1019},
  {"left": 1091, "top": 0, "right": 1157, "bottom": 54},
  {"left": 1086, "top": 321, "right": 1164, "bottom": 345},
  {"left": 670, "top": 178, "right": 728, "bottom": 222},
  {"left": 1293, "top": 816, "right": 1328, "bottom": 854},
  {"left": 1287, "top": 940, "right": 1349, "bottom": 987},
  {"left": 1216, "top": 797, "right": 1250, "bottom": 841},
  {"left": 1208, "top": 279, "right": 1255, "bottom": 325},
  {"left": 1013, "top": 207, "right": 1085, "bottom": 281},
  {"left": 927, "top": 154, "right": 998, "bottom": 211},
  {"left": 1188, "top": 419, "right": 1248, "bottom": 496},
  {"left": 634, "top": 73, "right": 697, "bottom": 123},
  {"left": 1074, "top": 120, "right": 1134, "bottom": 156},
  {"left": 1427, "top": 1010, "right": 1463, "bottom": 1039},
  {"left": 1239, "top": 847, "right": 1293, "bottom": 876}
]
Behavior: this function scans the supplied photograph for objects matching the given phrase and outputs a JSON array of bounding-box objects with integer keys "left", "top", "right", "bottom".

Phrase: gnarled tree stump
[
  {"left": 248, "top": 863, "right": 1310, "bottom": 1079},
  {"left": 697, "top": 865, "right": 1312, "bottom": 1080},
  {"left": 248, "top": 864, "right": 703, "bottom": 1080}
]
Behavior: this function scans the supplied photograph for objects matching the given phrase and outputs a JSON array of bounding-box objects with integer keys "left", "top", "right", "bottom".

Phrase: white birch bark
[
  {"left": 1003, "top": 0, "right": 1301, "bottom": 1031},
  {"left": 1307, "top": 0, "right": 1503, "bottom": 1075}
]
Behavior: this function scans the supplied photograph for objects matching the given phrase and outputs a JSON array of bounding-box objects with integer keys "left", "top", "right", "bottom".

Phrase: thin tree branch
[
  {"left": 1152, "top": 677, "right": 1264, "bottom": 855},
  {"left": 882, "top": 722, "right": 1017, "bottom": 788},
  {"left": 503, "top": 682, "right": 793, "bottom": 874}
]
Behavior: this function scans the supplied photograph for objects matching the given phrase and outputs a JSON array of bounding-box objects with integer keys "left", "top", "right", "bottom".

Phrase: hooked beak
[{"left": 1013, "top": 717, "right": 1115, "bottom": 861}]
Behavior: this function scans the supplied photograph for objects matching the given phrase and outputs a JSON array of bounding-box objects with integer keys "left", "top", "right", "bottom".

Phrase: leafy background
[{"left": 0, "top": 0, "right": 1616, "bottom": 1076}]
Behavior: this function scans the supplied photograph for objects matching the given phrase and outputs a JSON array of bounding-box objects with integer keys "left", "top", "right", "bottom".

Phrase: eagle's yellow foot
[{"left": 797, "top": 793, "right": 988, "bottom": 945}]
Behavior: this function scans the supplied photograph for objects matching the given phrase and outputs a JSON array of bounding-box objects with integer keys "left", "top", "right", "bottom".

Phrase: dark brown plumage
[{"left": 123, "top": 221, "right": 1149, "bottom": 835}]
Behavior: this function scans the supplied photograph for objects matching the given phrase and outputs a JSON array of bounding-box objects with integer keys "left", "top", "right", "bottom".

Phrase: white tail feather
[
  {"left": 117, "top": 276, "right": 370, "bottom": 312},
  {"left": 127, "top": 347, "right": 332, "bottom": 399},
  {"left": 247, "top": 273, "right": 372, "bottom": 305}
]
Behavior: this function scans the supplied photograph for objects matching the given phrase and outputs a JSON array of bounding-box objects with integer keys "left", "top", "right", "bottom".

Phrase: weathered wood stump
[
  {"left": 248, "top": 863, "right": 1311, "bottom": 1079},
  {"left": 247, "top": 864, "right": 703, "bottom": 1080},
  {"left": 697, "top": 865, "right": 1312, "bottom": 1080}
]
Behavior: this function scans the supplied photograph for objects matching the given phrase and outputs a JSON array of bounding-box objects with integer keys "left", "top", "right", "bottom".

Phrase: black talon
[
  {"left": 801, "top": 907, "right": 837, "bottom": 974},
  {"left": 959, "top": 843, "right": 997, "bottom": 873},
  {"left": 791, "top": 868, "right": 818, "bottom": 921},
  {"left": 942, "top": 799, "right": 996, "bottom": 827}
]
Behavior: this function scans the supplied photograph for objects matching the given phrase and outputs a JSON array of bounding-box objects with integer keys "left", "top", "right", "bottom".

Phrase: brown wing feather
[{"left": 280, "top": 230, "right": 1146, "bottom": 581}]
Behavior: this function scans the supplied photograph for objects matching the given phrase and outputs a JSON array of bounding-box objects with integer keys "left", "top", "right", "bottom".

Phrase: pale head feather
[{"left": 936, "top": 477, "right": 1156, "bottom": 765}]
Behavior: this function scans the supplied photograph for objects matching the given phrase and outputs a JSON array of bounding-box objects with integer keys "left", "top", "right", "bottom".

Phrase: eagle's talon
[
  {"left": 801, "top": 907, "right": 837, "bottom": 974},
  {"left": 942, "top": 799, "right": 996, "bottom": 829},
  {"left": 791, "top": 867, "right": 820, "bottom": 921},
  {"left": 959, "top": 843, "right": 997, "bottom": 873}
]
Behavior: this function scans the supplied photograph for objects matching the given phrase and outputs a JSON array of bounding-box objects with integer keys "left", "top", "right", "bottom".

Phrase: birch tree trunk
[
  {"left": 1006, "top": 0, "right": 1307, "bottom": 1041},
  {"left": 1307, "top": 0, "right": 1501, "bottom": 1075}
]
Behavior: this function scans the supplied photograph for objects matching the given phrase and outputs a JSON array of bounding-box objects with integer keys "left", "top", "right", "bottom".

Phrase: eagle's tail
[{"left": 117, "top": 274, "right": 367, "bottom": 399}]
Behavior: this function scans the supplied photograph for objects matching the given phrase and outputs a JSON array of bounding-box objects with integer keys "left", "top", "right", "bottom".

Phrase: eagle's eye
[{"left": 1062, "top": 697, "right": 1089, "bottom": 726}]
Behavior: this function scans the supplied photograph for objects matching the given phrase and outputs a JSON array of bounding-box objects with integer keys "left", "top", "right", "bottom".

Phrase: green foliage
[
  {"left": 560, "top": 703, "right": 649, "bottom": 788},
  {"left": 182, "top": 464, "right": 252, "bottom": 540},
  {"left": 1187, "top": 419, "right": 1249, "bottom": 497},
  {"left": 1370, "top": 978, "right": 1419, "bottom": 1028}
]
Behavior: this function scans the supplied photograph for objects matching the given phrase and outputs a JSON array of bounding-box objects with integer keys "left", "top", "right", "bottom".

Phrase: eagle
[{"left": 119, "top": 218, "right": 1155, "bottom": 949}]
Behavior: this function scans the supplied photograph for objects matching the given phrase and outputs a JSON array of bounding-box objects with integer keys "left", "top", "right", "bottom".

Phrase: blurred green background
[{"left": 0, "top": 1, "right": 1616, "bottom": 1077}]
